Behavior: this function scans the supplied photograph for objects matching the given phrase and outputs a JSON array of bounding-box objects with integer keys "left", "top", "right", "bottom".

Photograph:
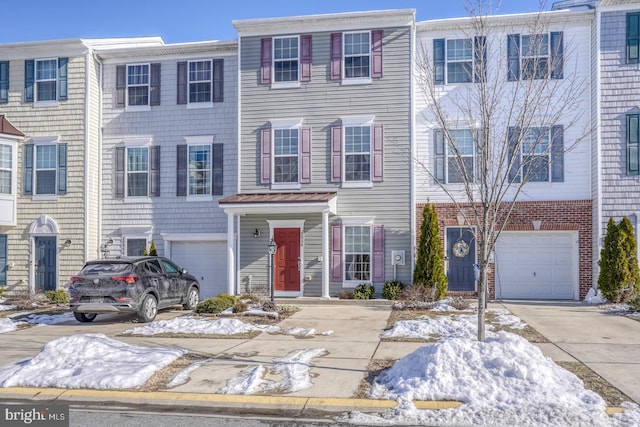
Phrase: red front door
[{"left": 273, "top": 228, "right": 300, "bottom": 292}]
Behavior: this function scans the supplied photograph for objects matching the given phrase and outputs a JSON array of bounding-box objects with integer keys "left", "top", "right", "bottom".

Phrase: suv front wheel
[
  {"left": 183, "top": 285, "right": 199, "bottom": 310},
  {"left": 73, "top": 312, "right": 97, "bottom": 323},
  {"left": 137, "top": 294, "right": 158, "bottom": 323}
]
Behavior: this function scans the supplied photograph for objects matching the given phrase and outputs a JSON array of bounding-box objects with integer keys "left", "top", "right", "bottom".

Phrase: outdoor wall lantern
[
  {"left": 64, "top": 239, "right": 72, "bottom": 245},
  {"left": 253, "top": 228, "right": 261, "bottom": 238},
  {"left": 268, "top": 238, "right": 277, "bottom": 303}
]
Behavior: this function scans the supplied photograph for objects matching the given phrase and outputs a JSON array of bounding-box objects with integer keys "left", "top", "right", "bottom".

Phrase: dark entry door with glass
[
  {"left": 35, "top": 236, "right": 57, "bottom": 291},
  {"left": 446, "top": 227, "right": 475, "bottom": 292}
]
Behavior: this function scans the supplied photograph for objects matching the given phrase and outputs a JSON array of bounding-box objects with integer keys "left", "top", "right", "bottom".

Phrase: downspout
[
  {"left": 97, "top": 55, "right": 104, "bottom": 261},
  {"left": 84, "top": 50, "right": 91, "bottom": 263},
  {"left": 595, "top": 6, "right": 603, "bottom": 292},
  {"left": 234, "top": 39, "right": 243, "bottom": 295},
  {"left": 409, "top": 14, "right": 417, "bottom": 283}
]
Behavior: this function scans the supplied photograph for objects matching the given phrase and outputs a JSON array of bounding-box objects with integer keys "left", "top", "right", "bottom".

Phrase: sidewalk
[{"left": 499, "top": 300, "right": 640, "bottom": 405}]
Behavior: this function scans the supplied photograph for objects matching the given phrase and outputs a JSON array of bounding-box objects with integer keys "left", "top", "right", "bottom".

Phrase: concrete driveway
[{"left": 498, "top": 300, "right": 640, "bottom": 405}]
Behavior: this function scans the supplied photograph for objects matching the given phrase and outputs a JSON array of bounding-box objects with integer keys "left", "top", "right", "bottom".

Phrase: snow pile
[
  {"left": 0, "top": 333, "right": 186, "bottom": 389},
  {"left": 382, "top": 314, "right": 485, "bottom": 340},
  {"left": 220, "top": 348, "right": 327, "bottom": 394},
  {"left": 24, "top": 311, "right": 75, "bottom": 325},
  {"left": 123, "top": 317, "right": 280, "bottom": 336},
  {"left": 167, "top": 358, "right": 212, "bottom": 388},
  {"left": 584, "top": 288, "right": 608, "bottom": 305},
  {"left": 283, "top": 327, "right": 334, "bottom": 337},
  {"left": 0, "top": 317, "right": 21, "bottom": 333},
  {"left": 0, "top": 303, "right": 17, "bottom": 312},
  {"left": 490, "top": 308, "right": 527, "bottom": 329}
]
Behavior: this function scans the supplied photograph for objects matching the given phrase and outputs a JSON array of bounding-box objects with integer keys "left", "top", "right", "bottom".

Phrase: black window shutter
[
  {"left": 177, "top": 61, "right": 187, "bottom": 104},
  {"left": 24, "top": 60, "right": 34, "bottom": 103},
  {"left": 0, "top": 61, "right": 9, "bottom": 104},
  {"left": 434, "top": 129, "right": 445, "bottom": 182},
  {"left": 116, "top": 65, "right": 126, "bottom": 107},
  {"left": 550, "top": 32, "right": 563, "bottom": 79},
  {"left": 23, "top": 144, "right": 33, "bottom": 195},
  {"left": 176, "top": 145, "right": 187, "bottom": 196},
  {"left": 508, "top": 127, "right": 521, "bottom": 183},
  {"left": 212, "top": 143, "right": 223, "bottom": 195},
  {"left": 628, "top": 13, "right": 640, "bottom": 64},
  {"left": 551, "top": 125, "right": 564, "bottom": 182},
  {"left": 628, "top": 114, "right": 640, "bottom": 175},
  {"left": 115, "top": 146, "right": 125, "bottom": 197},
  {"left": 507, "top": 34, "right": 520, "bottom": 81},
  {"left": 150, "top": 63, "right": 161, "bottom": 106},
  {"left": 150, "top": 146, "right": 160, "bottom": 197},
  {"left": 58, "top": 57, "right": 68, "bottom": 101},
  {"left": 57, "top": 143, "right": 67, "bottom": 194},
  {"left": 474, "top": 36, "right": 486, "bottom": 83},
  {"left": 213, "top": 59, "right": 224, "bottom": 102},
  {"left": 433, "top": 39, "right": 445, "bottom": 85}
]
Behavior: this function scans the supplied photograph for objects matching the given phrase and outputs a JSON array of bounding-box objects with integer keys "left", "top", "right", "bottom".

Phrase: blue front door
[
  {"left": 35, "top": 236, "right": 57, "bottom": 291},
  {"left": 446, "top": 227, "right": 475, "bottom": 292}
]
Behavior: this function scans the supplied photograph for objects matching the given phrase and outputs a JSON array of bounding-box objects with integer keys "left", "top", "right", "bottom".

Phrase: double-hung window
[
  {"left": 127, "top": 147, "right": 149, "bottom": 197},
  {"left": 260, "top": 120, "right": 311, "bottom": 188},
  {"left": 273, "top": 129, "right": 299, "bottom": 184},
  {"left": 115, "top": 142, "right": 159, "bottom": 199},
  {"left": 345, "top": 126, "right": 371, "bottom": 182},
  {"left": 23, "top": 138, "right": 67, "bottom": 198},
  {"left": 507, "top": 126, "right": 564, "bottom": 183},
  {"left": 189, "top": 60, "right": 212, "bottom": 103},
  {"left": 345, "top": 225, "right": 371, "bottom": 282},
  {"left": 434, "top": 129, "right": 475, "bottom": 183},
  {"left": 447, "top": 39, "right": 473, "bottom": 83},
  {"left": 274, "top": 37, "right": 298, "bottom": 82},
  {"left": 188, "top": 144, "right": 211, "bottom": 195},
  {"left": 344, "top": 32, "right": 370, "bottom": 79},
  {"left": 507, "top": 32, "right": 563, "bottom": 80},
  {"left": 24, "top": 58, "right": 68, "bottom": 104},
  {"left": 127, "top": 64, "right": 149, "bottom": 106},
  {"left": 0, "top": 144, "right": 11, "bottom": 194}
]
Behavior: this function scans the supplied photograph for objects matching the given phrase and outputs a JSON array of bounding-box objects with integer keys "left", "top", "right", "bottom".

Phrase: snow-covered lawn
[{"left": 123, "top": 317, "right": 280, "bottom": 336}]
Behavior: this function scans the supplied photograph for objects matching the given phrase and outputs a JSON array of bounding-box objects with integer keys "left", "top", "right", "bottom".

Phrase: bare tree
[{"left": 415, "top": 0, "right": 589, "bottom": 341}]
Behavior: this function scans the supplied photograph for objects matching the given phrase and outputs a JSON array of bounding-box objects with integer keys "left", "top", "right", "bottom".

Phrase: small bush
[
  {"left": 629, "top": 294, "right": 640, "bottom": 312},
  {"left": 382, "top": 280, "right": 404, "bottom": 300},
  {"left": 262, "top": 301, "right": 277, "bottom": 312},
  {"left": 195, "top": 294, "right": 237, "bottom": 313},
  {"left": 0, "top": 287, "right": 6, "bottom": 298},
  {"left": 233, "top": 300, "right": 248, "bottom": 313},
  {"left": 337, "top": 290, "right": 353, "bottom": 299},
  {"left": 45, "top": 290, "right": 69, "bottom": 304},
  {"left": 448, "top": 296, "right": 471, "bottom": 310},
  {"left": 353, "top": 283, "right": 375, "bottom": 300}
]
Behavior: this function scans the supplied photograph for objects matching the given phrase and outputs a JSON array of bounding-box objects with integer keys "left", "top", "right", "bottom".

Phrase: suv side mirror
[{"left": 181, "top": 268, "right": 188, "bottom": 275}]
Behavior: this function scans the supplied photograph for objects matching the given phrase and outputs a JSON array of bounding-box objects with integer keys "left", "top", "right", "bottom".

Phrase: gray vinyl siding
[
  {"left": 100, "top": 50, "right": 238, "bottom": 256},
  {"left": 599, "top": 10, "right": 640, "bottom": 234},
  {"left": 238, "top": 24, "right": 413, "bottom": 293},
  {"left": 0, "top": 54, "right": 89, "bottom": 292}
]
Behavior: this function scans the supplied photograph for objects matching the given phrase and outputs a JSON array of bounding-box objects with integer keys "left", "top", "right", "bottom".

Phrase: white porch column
[
  {"left": 322, "top": 208, "right": 330, "bottom": 299},
  {"left": 226, "top": 214, "right": 236, "bottom": 295}
]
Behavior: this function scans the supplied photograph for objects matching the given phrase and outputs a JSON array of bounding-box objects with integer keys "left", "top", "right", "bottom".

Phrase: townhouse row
[{"left": 0, "top": 0, "right": 637, "bottom": 301}]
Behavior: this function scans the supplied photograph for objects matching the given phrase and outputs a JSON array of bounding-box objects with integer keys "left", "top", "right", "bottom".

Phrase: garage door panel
[
  {"left": 171, "top": 242, "right": 227, "bottom": 299},
  {"left": 496, "top": 232, "right": 576, "bottom": 300}
]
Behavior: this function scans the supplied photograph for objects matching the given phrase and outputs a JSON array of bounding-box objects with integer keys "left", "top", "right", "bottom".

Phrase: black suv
[{"left": 68, "top": 256, "right": 200, "bottom": 323}]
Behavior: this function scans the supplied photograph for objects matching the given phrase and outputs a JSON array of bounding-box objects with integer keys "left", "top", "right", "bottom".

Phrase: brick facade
[{"left": 416, "top": 200, "right": 592, "bottom": 300}]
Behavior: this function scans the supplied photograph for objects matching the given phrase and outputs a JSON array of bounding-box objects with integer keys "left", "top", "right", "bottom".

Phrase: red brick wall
[{"left": 416, "top": 200, "right": 592, "bottom": 300}]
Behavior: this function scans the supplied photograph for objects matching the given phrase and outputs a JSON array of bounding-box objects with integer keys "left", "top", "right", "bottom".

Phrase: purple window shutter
[
  {"left": 331, "top": 224, "right": 343, "bottom": 281},
  {"left": 372, "top": 224, "right": 385, "bottom": 281},
  {"left": 330, "top": 33, "right": 342, "bottom": 80},
  {"left": 261, "top": 128, "right": 271, "bottom": 184},
  {"left": 300, "top": 127, "right": 311, "bottom": 183},
  {"left": 300, "top": 35, "right": 312, "bottom": 82},
  {"left": 372, "top": 124, "right": 384, "bottom": 182},
  {"left": 261, "top": 38, "right": 272, "bottom": 84},
  {"left": 331, "top": 126, "right": 342, "bottom": 183},
  {"left": 371, "top": 30, "right": 383, "bottom": 78},
  {"left": 116, "top": 65, "right": 126, "bottom": 108}
]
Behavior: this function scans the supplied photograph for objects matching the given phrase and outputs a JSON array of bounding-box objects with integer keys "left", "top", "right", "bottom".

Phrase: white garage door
[
  {"left": 171, "top": 241, "right": 227, "bottom": 299},
  {"left": 495, "top": 232, "right": 576, "bottom": 299}
]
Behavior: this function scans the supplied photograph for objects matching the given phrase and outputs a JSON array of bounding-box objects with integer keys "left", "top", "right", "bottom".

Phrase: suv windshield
[{"left": 80, "top": 263, "right": 132, "bottom": 275}]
